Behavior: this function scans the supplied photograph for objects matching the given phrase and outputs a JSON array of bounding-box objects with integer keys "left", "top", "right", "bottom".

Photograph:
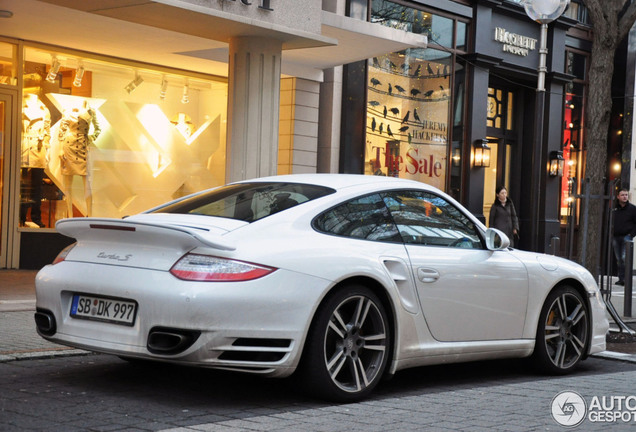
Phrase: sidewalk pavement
[
  {"left": 0, "top": 269, "right": 87, "bottom": 362},
  {"left": 1, "top": 269, "right": 636, "bottom": 364}
]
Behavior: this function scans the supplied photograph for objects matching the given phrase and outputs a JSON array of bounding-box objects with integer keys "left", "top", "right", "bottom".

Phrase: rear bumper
[{"left": 35, "top": 261, "right": 330, "bottom": 376}]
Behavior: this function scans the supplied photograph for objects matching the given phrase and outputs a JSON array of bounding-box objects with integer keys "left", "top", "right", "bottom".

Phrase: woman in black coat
[{"left": 488, "top": 186, "right": 519, "bottom": 247}]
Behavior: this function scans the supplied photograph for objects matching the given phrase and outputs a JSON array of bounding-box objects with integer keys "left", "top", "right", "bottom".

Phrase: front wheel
[
  {"left": 300, "top": 285, "right": 391, "bottom": 402},
  {"left": 532, "top": 286, "right": 589, "bottom": 374}
]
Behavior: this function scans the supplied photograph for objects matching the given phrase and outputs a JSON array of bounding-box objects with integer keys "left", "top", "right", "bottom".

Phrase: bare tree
[{"left": 580, "top": 0, "right": 636, "bottom": 275}]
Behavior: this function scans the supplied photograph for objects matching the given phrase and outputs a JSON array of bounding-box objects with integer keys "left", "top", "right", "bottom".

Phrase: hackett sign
[
  {"left": 223, "top": 0, "right": 273, "bottom": 11},
  {"left": 494, "top": 27, "right": 537, "bottom": 57}
]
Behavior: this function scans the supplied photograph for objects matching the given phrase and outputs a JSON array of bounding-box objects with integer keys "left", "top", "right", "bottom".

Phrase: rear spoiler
[{"left": 56, "top": 218, "right": 236, "bottom": 251}]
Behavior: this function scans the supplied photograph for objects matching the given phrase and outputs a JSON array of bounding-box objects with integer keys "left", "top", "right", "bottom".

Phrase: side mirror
[{"left": 485, "top": 228, "right": 510, "bottom": 250}]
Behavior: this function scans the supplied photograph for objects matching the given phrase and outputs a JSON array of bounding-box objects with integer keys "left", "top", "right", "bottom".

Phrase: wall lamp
[
  {"left": 125, "top": 73, "right": 144, "bottom": 94},
  {"left": 46, "top": 57, "right": 61, "bottom": 83},
  {"left": 473, "top": 139, "right": 491, "bottom": 168},
  {"left": 549, "top": 150, "right": 564, "bottom": 177}
]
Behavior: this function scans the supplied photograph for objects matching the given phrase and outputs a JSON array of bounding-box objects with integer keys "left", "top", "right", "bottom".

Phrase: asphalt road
[{"left": 2, "top": 353, "right": 636, "bottom": 431}]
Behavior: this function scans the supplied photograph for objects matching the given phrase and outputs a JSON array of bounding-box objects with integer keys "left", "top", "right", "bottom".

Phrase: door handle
[{"left": 417, "top": 268, "right": 440, "bottom": 283}]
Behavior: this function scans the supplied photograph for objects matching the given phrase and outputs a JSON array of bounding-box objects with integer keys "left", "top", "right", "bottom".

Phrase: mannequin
[
  {"left": 21, "top": 93, "right": 51, "bottom": 227},
  {"left": 58, "top": 100, "right": 100, "bottom": 217}
]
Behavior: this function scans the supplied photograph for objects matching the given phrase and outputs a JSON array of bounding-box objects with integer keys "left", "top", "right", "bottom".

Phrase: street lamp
[{"left": 522, "top": 0, "right": 569, "bottom": 251}]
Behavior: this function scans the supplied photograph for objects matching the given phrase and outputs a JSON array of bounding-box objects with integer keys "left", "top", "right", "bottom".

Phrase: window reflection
[
  {"left": 383, "top": 190, "right": 482, "bottom": 249},
  {"left": 313, "top": 194, "right": 401, "bottom": 242},
  {"left": 0, "top": 42, "right": 17, "bottom": 86}
]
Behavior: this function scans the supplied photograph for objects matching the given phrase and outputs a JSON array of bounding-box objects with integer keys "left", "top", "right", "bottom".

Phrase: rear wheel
[
  {"left": 301, "top": 285, "right": 391, "bottom": 402},
  {"left": 533, "top": 286, "right": 589, "bottom": 373}
]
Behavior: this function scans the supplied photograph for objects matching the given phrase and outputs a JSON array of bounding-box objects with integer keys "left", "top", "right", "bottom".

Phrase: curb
[
  {"left": 592, "top": 351, "right": 636, "bottom": 364},
  {"left": 0, "top": 348, "right": 90, "bottom": 363}
]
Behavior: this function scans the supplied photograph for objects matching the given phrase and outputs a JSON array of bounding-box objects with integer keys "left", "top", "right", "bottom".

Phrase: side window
[
  {"left": 383, "top": 190, "right": 483, "bottom": 249},
  {"left": 313, "top": 194, "right": 402, "bottom": 242}
]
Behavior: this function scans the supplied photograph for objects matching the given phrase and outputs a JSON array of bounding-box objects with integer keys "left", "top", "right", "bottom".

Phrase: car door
[{"left": 382, "top": 190, "right": 529, "bottom": 342}]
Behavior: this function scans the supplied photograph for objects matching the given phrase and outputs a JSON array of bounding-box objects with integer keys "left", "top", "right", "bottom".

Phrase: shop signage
[
  {"left": 371, "top": 145, "right": 444, "bottom": 178},
  {"left": 494, "top": 27, "right": 537, "bottom": 57},
  {"left": 223, "top": 0, "right": 273, "bottom": 11}
]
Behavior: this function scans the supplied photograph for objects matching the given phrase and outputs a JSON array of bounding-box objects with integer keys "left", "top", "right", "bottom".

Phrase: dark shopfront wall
[
  {"left": 467, "top": 3, "right": 572, "bottom": 253},
  {"left": 20, "top": 232, "right": 74, "bottom": 269}
]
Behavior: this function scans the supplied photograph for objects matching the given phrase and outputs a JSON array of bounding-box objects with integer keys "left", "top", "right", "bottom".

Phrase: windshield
[{"left": 152, "top": 182, "right": 335, "bottom": 222}]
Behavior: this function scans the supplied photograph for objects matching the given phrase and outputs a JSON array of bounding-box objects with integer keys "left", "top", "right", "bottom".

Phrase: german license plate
[{"left": 70, "top": 294, "right": 137, "bottom": 326}]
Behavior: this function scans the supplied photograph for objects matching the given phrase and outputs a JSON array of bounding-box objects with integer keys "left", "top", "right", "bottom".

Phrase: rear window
[{"left": 151, "top": 182, "right": 335, "bottom": 222}]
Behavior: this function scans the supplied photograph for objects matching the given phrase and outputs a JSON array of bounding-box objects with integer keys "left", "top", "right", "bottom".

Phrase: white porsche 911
[{"left": 35, "top": 174, "right": 609, "bottom": 401}]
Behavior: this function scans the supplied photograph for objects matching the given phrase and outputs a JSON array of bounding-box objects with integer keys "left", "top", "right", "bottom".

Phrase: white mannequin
[
  {"left": 58, "top": 99, "right": 99, "bottom": 217},
  {"left": 63, "top": 174, "right": 91, "bottom": 218}
]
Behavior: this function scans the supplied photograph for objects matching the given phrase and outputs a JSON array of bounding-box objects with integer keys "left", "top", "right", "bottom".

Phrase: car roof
[{"left": 236, "top": 173, "right": 440, "bottom": 193}]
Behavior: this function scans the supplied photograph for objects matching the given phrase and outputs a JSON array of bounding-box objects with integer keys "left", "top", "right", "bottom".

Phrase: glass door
[
  {"left": 0, "top": 92, "right": 19, "bottom": 268},
  {"left": 483, "top": 139, "right": 516, "bottom": 225}
]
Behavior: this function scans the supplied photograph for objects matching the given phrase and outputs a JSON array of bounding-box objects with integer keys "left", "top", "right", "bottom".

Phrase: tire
[
  {"left": 300, "top": 285, "right": 391, "bottom": 402},
  {"left": 532, "top": 286, "right": 589, "bottom": 374}
]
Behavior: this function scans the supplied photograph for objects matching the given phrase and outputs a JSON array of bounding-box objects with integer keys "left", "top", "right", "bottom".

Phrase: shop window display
[
  {"left": 366, "top": 48, "right": 450, "bottom": 190},
  {"left": 20, "top": 48, "right": 227, "bottom": 228},
  {"left": 367, "top": 1, "right": 464, "bottom": 190}
]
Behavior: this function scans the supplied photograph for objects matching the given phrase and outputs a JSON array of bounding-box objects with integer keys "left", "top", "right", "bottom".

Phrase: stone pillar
[{"left": 226, "top": 36, "right": 282, "bottom": 182}]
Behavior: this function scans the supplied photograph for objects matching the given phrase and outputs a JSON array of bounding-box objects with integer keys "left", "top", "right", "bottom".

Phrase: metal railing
[{"left": 566, "top": 177, "right": 634, "bottom": 334}]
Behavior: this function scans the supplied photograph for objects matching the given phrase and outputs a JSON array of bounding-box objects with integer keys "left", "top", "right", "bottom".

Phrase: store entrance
[
  {"left": 0, "top": 92, "right": 19, "bottom": 268},
  {"left": 483, "top": 85, "right": 518, "bottom": 225}
]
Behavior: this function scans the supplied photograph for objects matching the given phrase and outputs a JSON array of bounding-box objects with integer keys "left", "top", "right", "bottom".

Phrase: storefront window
[
  {"left": 561, "top": 51, "right": 587, "bottom": 224},
  {"left": 366, "top": 0, "right": 467, "bottom": 191},
  {"left": 19, "top": 47, "right": 227, "bottom": 228},
  {"left": 0, "top": 41, "right": 17, "bottom": 86}
]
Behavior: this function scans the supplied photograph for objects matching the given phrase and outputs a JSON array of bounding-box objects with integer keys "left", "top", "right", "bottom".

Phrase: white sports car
[{"left": 35, "top": 174, "right": 609, "bottom": 401}]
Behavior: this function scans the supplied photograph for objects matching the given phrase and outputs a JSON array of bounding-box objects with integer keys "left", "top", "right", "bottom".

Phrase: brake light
[
  {"left": 52, "top": 243, "right": 77, "bottom": 265},
  {"left": 170, "top": 253, "right": 277, "bottom": 281}
]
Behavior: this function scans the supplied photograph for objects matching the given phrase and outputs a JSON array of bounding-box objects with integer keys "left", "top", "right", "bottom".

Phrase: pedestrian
[
  {"left": 612, "top": 188, "right": 636, "bottom": 285},
  {"left": 489, "top": 186, "right": 519, "bottom": 247}
]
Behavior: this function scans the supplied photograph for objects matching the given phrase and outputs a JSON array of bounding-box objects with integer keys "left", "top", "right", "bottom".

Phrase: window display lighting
[
  {"left": 73, "top": 64, "right": 85, "bottom": 87},
  {"left": 181, "top": 82, "right": 190, "bottom": 104},
  {"left": 125, "top": 73, "right": 144, "bottom": 94},
  {"left": 160, "top": 76, "right": 168, "bottom": 100},
  {"left": 46, "top": 57, "right": 61, "bottom": 83}
]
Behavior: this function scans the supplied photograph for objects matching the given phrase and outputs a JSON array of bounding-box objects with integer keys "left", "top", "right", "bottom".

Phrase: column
[{"left": 226, "top": 36, "right": 282, "bottom": 183}]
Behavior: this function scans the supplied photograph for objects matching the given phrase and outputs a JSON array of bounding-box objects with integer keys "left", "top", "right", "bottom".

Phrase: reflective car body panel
[{"left": 35, "top": 174, "right": 609, "bottom": 389}]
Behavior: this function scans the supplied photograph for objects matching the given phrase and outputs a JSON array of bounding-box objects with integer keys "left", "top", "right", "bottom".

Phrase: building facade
[
  {"left": 0, "top": 0, "right": 426, "bottom": 268},
  {"left": 0, "top": 0, "right": 614, "bottom": 269},
  {"left": 337, "top": 0, "right": 598, "bottom": 258}
]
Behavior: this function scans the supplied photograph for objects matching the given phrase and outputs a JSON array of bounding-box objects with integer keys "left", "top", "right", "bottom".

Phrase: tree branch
[{"left": 618, "top": 1, "right": 636, "bottom": 42}]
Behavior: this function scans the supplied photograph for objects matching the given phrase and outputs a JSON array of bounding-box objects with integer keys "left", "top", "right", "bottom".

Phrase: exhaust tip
[
  {"left": 147, "top": 327, "right": 200, "bottom": 355},
  {"left": 34, "top": 309, "right": 57, "bottom": 336}
]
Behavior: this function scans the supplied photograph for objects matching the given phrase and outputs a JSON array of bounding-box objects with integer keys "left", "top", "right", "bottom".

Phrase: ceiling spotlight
[
  {"left": 181, "top": 82, "right": 189, "bottom": 104},
  {"left": 46, "top": 57, "right": 61, "bottom": 83},
  {"left": 125, "top": 73, "right": 144, "bottom": 94},
  {"left": 160, "top": 77, "right": 168, "bottom": 100},
  {"left": 73, "top": 64, "right": 85, "bottom": 87}
]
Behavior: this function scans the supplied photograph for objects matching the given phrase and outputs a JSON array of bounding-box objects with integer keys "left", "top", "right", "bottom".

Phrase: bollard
[
  {"left": 625, "top": 240, "right": 633, "bottom": 318},
  {"left": 550, "top": 236, "right": 560, "bottom": 256}
]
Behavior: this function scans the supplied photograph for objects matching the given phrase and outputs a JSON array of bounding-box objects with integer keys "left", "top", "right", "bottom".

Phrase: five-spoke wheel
[
  {"left": 301, "top": 285, "right": 390, "bottom": 402},
  {"left": 533, "top": 286, "right": 589, "bottom": 373}
]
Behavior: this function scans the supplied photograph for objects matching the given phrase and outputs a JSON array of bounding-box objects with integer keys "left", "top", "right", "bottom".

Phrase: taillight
[
  {"left": 52, "top": 243, "right": 77, "bottom": 265},
  {"left": 170, "top": 253, "right": 277, "bottom": 281}
]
